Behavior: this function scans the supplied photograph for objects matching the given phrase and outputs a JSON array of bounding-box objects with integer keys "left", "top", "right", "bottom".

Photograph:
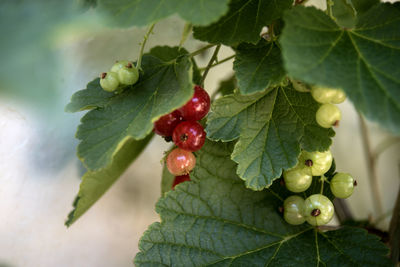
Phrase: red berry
[
  {"left": 154, "top": 110, "right": 183, "bottom": 138},
  {"left": 172, "top": 121, "right": 206, "bottom": 151},
  {"left": 172, "top": 174, "right": 191, "bottom": 189},
  {"left": 166, "top": 148, "right": 196, "bottom": 176},
  {"left": 178, "top": 85, "right": 210, "bottom": 121}
]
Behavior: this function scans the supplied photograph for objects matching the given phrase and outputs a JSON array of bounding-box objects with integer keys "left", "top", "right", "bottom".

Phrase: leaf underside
[
  {"left": 193, "top": 0, "right": 293, "bottom": 46},
  {"left": 281, "top": 4, "right": 400, "bottom": 135},
  {"left": 206, "top": 85, "right": 334, "bottom": 190},
  {"left": 66, "top": 134, "right": 153, "bottom": 226},
  {"left": 97, "top": 0, "right": 230, "bottom": 27},
  {"left": 135, "top": 140, "right": 391, "bottom": 266}
]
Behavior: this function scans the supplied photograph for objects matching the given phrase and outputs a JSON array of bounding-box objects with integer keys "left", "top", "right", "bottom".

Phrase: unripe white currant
[
  {"left": 118, "top": 62, "right": 139, "bottom": 85},
  {"left": 316, "top": 103, "right": 341, "bottom": 128},
  {"left": 300, "top": 150, "right": 333, "bottom": 176},
  {"left": 111, "top": 60, "right": 131, "bottom": 73},
  {"left": 303, "top": 194, "right": 334, "bottom": 226},
  {"left": 100, "top": 72, "right": 119, "bottom": 92},
  {"left": 283, "top": 195, "right": 306, "bottom": 225},
  {"left": 283, "top": 167, "right": 312, "bottom": 193},
  {"left": 330, "top": 172, "right": 356, "bottom": 198}
]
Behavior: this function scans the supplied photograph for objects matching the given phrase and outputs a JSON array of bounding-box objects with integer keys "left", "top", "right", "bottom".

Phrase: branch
[
  {"left": 136, "top": 23, "right": 156, "bottom": 71},
  {"left": 358, "top": 114, "right": 383, "bottom": 216},
  {"left": 199, "top": 44, "right": 221, "bottom": 87}
]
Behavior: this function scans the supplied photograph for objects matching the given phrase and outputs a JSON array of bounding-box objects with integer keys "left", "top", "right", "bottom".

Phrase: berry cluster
[
  {"left": 99, "top": 60, "right": 139, "bottom": 92},
  {"left": 154, "top": 85, "right": 210, "bottom": 189},
  {"left": 312, "top": 86, "right": 346, "bottom": 128},
  {"left": 282, "top": 150, "right": 357, "bottom": 226}
]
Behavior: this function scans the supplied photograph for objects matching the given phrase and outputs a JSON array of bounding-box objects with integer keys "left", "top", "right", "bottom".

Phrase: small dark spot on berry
[
  {"left": 164, "top": 136, "right": 172, "bottom": 142},
  {"left": 126, "top": 63, "right": 133, "bottom": 68},
  {"left": 333, "top": 120, "right": 340, "bottom": 127},
  {"left": 101, "top": 72, "right": 107, "bottom": 79},
  {"left": 311, "top": 209, "right": 321, "bottom": 217},
  {"left": 180, "top": 133, "right": 188, "bottom": 142},
  {"left": 354, "top": 180, "right": 358, "bottom": 186},
  {"left": 305, "top": 159, "right": 313, "bottom": 167},
  {"left": 278, "top": 206, "right": 284, "bottom": 213}
]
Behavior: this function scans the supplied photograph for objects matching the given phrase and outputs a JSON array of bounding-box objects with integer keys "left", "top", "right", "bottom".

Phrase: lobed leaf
[
  {"left": 193, "top": 0, "right": 293, "bottom": 46},
  {"left": 135, "top": 140, "right": 391, "bottom": 266},
  {"left": 234, "top": 40, "right": 286, "bottom": 95},
  {"left": 206, "top": 85, "right": 334, "bottom": 190},
  {"left": 96, "top": 0, "right": 230, "bottom": 27},
  {"left": 281, "top": 4, "right": 400, "bottom": 135}
]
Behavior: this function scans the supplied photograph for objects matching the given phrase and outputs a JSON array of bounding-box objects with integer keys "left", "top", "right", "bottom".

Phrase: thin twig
[
  {"left": 188, "top": 44, "right": 215, "bottom": 58},
  {"left": 199, "top": 44, "right": 221, "bottom": 87},
  {"left": 199, "top": 54, "right": 235, "bottom": 71},
  {"left": 358, "top": 114, "right": 383, "bottom": 217},
  {"left": 179, "top": 23, "right": 193, "bottom": 49},
  {"left": 136, "top": 23, "right": 156, "bottom": 71}
]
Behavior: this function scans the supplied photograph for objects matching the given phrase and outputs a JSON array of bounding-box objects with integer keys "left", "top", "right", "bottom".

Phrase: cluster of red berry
[{"left": 154, "top": 85, "right": 211, "bottom": 189}]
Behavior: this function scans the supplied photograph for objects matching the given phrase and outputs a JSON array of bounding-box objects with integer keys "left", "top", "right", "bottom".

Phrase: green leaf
[
  {"left": 206, "top": 85, "right": 334, "bottom": 190},
  {"left": 65, "top": 134, "right": 153, "bottom": 226},
  {"left": 332, "top": 0, "right": 379, "bottom": 28},
  {"left": 216, "top": 74, "right": 237, "bottom": 97},
  {"left": 193, "top": 0, "right": 293, "bottom": 46},
  {"left": 161, "top": 163, "right": 175, "bottom": 195},
  {"left": 134, "top": 140, "right": 391, "bottom": 266},
  {"left": 68, "top": 53, "right": 193, "bottom": 170},
  {"left": 149, "top": 46, "right": 202, "bottom": 85},
  {"left": 96, "top": 0, "right": 230, "bottom": 27},
  {"left": 281, "top": 4, "right": 400, "bottom": 135},
  {"left": 234, "top": 40, "right": 286, "bottom": 95}
]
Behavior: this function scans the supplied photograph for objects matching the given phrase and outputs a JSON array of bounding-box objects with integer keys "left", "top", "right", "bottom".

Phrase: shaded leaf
[
  {"left": 97, "top": 0, "right": 230, "bottom": 27},
  {"left": 193, "top": 0, "right": 293, "bottom": 46},
  {"left": 332, "top": 0, "right": 379, "bottom": 28},
  {"left": 66, "top": 134, "right": 153, "bottom": 226},
  {"left": 234, "top": 40, "right": 285, "bottom": 95},
  {"left": 281, "top": 4, "right": 400, "bottom": 135},
  {"left": 135, "top": 140, "right": 391, "bottom": 266},
  {"left": 206, "top": 85, "right": 334, "bottom": 190},
  {"left": 161, "top": 163, "right": 175, "bottom": 195}
]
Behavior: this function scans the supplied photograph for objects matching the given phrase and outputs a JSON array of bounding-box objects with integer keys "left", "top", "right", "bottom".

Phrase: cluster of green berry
[
  {"left": 99, "top": 60, "right": 140, "bottom": 92},
  {"left": 312, "top": 86, "right": 346, "bottom": 128},
  {"left": 281, "top": 87, "right": 355, "bottom": 226},
  {"left": 282, "top": 151, "right": 357, "bottom": 226},
  {"left": 153, "top": 85, "right": 211, "bottom": 189}
]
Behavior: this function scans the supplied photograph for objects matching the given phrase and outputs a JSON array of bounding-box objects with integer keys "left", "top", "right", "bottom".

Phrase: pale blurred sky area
[{"left": 0, "top": 0, "right": 399, "bottom": 266}]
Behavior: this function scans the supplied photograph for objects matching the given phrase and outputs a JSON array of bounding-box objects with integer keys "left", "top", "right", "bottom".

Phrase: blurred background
[{"left": 0, "top": 0, "right": 399, "bottom": 266}]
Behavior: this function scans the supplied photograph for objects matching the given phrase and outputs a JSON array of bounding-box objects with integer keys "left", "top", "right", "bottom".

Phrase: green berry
[
  {"left": 311, "top": 87, "right": 338, "bottom": 104},
  {"left": 316, "top": 103, "right": 341, "bottom": 128},
  {"left": 330, "top": 172, "right": 355, "bottom": 198},
  {"left": 300, "top": 150, "right": 333, "bottom": 176},
  {"left": 311, "top": 86, "right": 346, "bottom": 104},
  {"left": 283, "top": 195, "right": 306, "bottom": 225},
  {"left": 283, "top": 167, "right": 312, "bottom": 193},
  {"left": 304, "top": 194, "right": 334, "bottom": 226},
  {"left": 110, "top": 60, "right": 131, "bottom": 73},
  {"left": 331, "top": 89, "right": 346, "bottom": 104},
  {"left": 100, "top": 72, "right": 119, "bottom": 92},
  {"left": 118, "top": 62, "right": 139, "bottom": 85}
]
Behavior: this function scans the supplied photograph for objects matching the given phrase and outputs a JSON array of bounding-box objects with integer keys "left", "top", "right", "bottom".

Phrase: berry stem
[
  {"left": 188, "top": 44, "right": 216, "bottom": 57},
  {"left": 199, "top": 54, "right": 235, "bottom": 71},
  {"left": 200, "top": 44, "right": 221, "bottom": 87},
  {"left": 320, "top": 175, "right": 326, "bottom": 194},
  {"left": 326, "top": 0, "right": 334, "bottom": 19},
  {"left": 179, "top": 23, "right": 193, "bottom": 49},
  {"left": 136, "top": 23, "right": 156, "bottom": 71},
  {"left": 359, "top": 113, "right": 383, "bottom": 216}
]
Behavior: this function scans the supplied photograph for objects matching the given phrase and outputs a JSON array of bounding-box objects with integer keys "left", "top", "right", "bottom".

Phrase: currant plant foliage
[{"left": 66, "top": 0, "right": 399, "bottom": 265}]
